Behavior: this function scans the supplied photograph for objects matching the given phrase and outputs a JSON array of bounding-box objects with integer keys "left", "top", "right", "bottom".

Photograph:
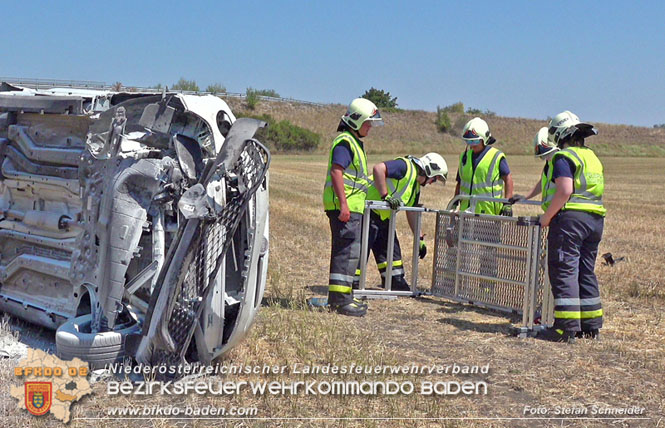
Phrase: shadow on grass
[
  {"left": 417, "top": 295, "right": 522, "bottom": 322},
  {"left": 436, "top": 317, "right": 516, "bottom": 336},
  {"left": 307, "top": 285, "right": 328, "bottom": 295}
]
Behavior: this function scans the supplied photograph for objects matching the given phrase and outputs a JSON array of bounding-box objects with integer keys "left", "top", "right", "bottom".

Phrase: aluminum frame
[
  {"left": 431, "top": 195, "right": 553, "bottom": 335},
  {"left": 355, "top": 200, "right": 437, "bottom": 298}
]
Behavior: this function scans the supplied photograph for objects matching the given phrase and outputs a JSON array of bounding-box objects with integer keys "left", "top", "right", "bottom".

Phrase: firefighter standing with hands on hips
[
  {"left": 355, "top": 153, "right": 448, "bottom": 291},
  {"left": 323, "top": 98, "right": 383, "bottom": 317},
  {"left": 534, "top": 111, "right": 606, "bottom": 342}
]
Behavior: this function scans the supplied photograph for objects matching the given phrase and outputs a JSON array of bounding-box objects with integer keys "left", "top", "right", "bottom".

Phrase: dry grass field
[{"left": 3, "top": 152, "right": 663, "bottom": 427}]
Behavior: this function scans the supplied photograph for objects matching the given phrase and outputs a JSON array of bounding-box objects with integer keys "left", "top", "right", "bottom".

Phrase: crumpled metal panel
[{"left": 152, "top": 137, "right": 269, "bottom": 365}]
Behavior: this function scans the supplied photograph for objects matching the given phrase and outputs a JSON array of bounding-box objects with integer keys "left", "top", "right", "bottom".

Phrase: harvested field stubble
[{"left": 3, "top": 155, "right": 664, "bottom": 427}]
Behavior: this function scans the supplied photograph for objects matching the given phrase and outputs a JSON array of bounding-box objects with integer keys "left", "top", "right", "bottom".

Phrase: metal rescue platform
[{"left": 355, "top": 196, "right": 554, "bottom": 336}]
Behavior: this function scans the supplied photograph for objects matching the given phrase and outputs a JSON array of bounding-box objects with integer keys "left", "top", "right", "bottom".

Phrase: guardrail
[{"left": 0, "top": 77, "right": 328, "bottom": 106}]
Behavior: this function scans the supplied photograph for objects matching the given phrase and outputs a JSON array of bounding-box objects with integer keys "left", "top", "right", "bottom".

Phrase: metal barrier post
[
  {"left": 358, "top": 204, "right": 372, "bottom": 291},
  {"left": 529, "top": 221, "right": 542, "bottom": 329},
  {"left": 385, "top": 210, "right": 396, "bottom": 291},
  {"left": 453, "top": 214, "right": 463, "bottom": 296},
  {"left": 355, "top": 201, "right": 435, "bottom": 298},
  {"left": 521, "top": 225, "right": 534, "bottom": 330},
  {"left": 542, "top": 257, "right": 554, "bottom": 326},
  {"left": 410, "top": 211, "right": 422, "bottom": 292}
]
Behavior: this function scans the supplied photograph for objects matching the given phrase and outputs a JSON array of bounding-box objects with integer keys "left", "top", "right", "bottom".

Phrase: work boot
[
  {"left": 382, "top": 277, "right": 411, "bottom": 292},
  {"left": 353, "top": 296, "right": 368, "bottom": 308},
  {"left": 330, "top": 302, "right": 367, "bottom": 317},
  {"left": 535, "top": 327, "right": 576, "bottom": 344},
  {"left": 575, "top": 329, "right": 600, "bottom": 340}
]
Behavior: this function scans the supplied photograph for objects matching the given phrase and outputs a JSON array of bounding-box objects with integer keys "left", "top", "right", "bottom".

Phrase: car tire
[{"left": 56, "top": 314, "right": 140, "bottom": 369}]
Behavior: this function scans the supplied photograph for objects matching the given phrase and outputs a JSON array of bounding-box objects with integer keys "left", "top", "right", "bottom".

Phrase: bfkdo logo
[
  {"left": 11, "top": 349, "right": 92, "bottom": 423},
  {"left": 25, "top": 382, "right": 52, "bottom": 416}
]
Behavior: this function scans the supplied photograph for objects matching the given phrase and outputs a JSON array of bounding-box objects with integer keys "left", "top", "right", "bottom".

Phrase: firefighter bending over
[{"left": 355, "top": 153, "right": 448, "bottom": 291}]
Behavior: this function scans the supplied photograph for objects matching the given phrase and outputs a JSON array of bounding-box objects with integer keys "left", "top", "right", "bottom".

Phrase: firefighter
[
  {"left": 509, "top": 127, "right": 560, "bottom": 205},
  {"left": 536, "top": 111, "right": 605, "bottom": 342},
  {"left": 355, "top": 153, "right": 448, "bottom": 291},
  {"left": 453, "top": 117, "right": 514, "bottom": 214},
  {"left": 323, "top": 98, "right": 383, "bottom": 317}
]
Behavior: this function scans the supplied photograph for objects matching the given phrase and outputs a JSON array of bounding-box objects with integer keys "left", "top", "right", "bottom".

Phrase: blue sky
[{"left": 1, "top": 1, "right": 663, "bottom": 127}]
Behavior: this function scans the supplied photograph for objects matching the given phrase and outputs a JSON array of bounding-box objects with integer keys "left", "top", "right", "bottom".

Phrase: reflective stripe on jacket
[
  {"left": 458, "top": 147, "right": 506, "bottom": 215},
  {"left": 366, "top": 157, "right": 420, "bottom": 220},
  {"left": 541, "top": 160, "right": 556, "bottom": 211},
  {"left": 323, "top": 132, "right": 370, "bottom": 214},
  {"left": 552, "top": 147, "right": 606, "bottom": 216}
]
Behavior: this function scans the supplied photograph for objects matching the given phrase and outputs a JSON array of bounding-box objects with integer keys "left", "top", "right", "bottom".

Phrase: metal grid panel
[
  {"left": 156, "top": 139, "right": 269, "bottom": 364},
  {"left": 432, "top": 212, "right": 547, "bottom": 318}
]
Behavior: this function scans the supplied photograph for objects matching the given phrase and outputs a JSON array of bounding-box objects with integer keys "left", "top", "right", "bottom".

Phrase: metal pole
[
  {"left": 542, "top": 238, "right": 554, "bottom": 326},
  {"left": 529, "top": 224, "right": 540, "bottom": 329},
  {"left": 453, "top": 213, "right": 463, "bottom": 295},
  {"left": 522, "top": 225, "right": 534, "bottom": 329},
  {"left": 385, "top": 208, "right": 396, "bottom": 291},
  {"left": 410, "top": 211, "right": 422, "bottom": 292},
  {"left": 359, "top": 203, "right": 372, "bottom": 290}
]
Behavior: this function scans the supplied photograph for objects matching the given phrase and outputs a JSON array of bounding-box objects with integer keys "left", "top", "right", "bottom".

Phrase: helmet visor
[
  {"left": 465, "top": 138, "right": 483, "bottom": 146},
  {"left": 366, "top": 109, "right": 384, "bottom": 126},
  {"left": 535, "top": 144, "right": 556, "bottom": 157}
]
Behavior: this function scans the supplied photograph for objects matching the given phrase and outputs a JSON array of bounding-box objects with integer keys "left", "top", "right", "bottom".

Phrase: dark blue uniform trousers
[
  {"left": 548, "top": 210, "right": 604, "bottom": 331},
  {"left": 327, "top": 211, "right": 362, "bottom": 306}
]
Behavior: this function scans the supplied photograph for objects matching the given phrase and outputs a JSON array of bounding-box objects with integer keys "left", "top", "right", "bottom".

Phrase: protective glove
[
  {"left": 500, "top": 204, "right": 513, "bottom": 217},
  {"left": 508, "top": 194, "right": 525, "bottom": 205},
  {"left": 419, "top": 239, "right": 427, "bottom": 259},
  {"left": 383, "top": 194, "right": 402, "bottom": 210}
]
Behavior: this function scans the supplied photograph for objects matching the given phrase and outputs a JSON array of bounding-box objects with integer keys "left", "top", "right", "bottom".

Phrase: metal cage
[
  {"left": 355, "top": 196, "right": 554, "bottom": 334},
  {"left": 431, "top": 196, "right": 553, "bottom": 334}
]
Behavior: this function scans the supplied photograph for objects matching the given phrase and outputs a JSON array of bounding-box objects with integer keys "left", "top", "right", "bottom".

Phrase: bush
[
  {"left": 435, "top": 106, "right": 452, "bottom": 132},
  {"left": 252, "top": 88, "right": 280, "bottom": 97},
  {"left": 654, "top": 124, "right": 665, "bottom": 129},
  {"left": 172, "top": 78, "right": 199, "bottom": 92},
  {"left": 205, "top": 83, "right": 226, "bottom": 94},
  {"left": 441, "top": 102, "right": 464, "bottom": 113},
  {"left": 245, "top": 88, "right": 260, "bottom": 110},
  {"left": 466, "top": 107, "right": 496, "bottom": 117},
  {"left": 245, "top": 88, "right": 280, "bottom": 109},
  {"left": 240, "top": 114, "right": 320, "bottom": 152},
  {"left": 361, "top": 87, "right": 398, "bottom": 109}
]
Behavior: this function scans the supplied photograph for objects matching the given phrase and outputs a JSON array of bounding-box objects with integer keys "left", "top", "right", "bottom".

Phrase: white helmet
[
  {"left": 341, "top": 98, "right": 384, "bottom": 131},
  {"left": 462, "top": 117, "right": 495, "bottom": 145},
  {"left": 548, "top": 110, "right": 596, "bottom": 145},
  {"left": 547, "top": 111, "right": 579, "bottom": 144},
  {"left": 533, "top": 127, "right": 558, "bottom": 157},
  {"left": 413, "top": 153, "right": 448, "bottom": 182}
]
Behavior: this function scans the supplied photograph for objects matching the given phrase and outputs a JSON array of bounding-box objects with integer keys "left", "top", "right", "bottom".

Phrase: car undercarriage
[{"left": 0, "top": 84, "right": 270, "bottom": 367}]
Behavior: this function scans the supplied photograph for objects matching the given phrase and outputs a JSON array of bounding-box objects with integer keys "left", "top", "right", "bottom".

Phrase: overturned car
[{"left": 0, "top": 84, "right": 270, "bottom": 367}]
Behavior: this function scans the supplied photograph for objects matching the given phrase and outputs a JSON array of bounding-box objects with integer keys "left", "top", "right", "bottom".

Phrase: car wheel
[{"left": 56, "top": 314, "right": 140, "bottom": 369}]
